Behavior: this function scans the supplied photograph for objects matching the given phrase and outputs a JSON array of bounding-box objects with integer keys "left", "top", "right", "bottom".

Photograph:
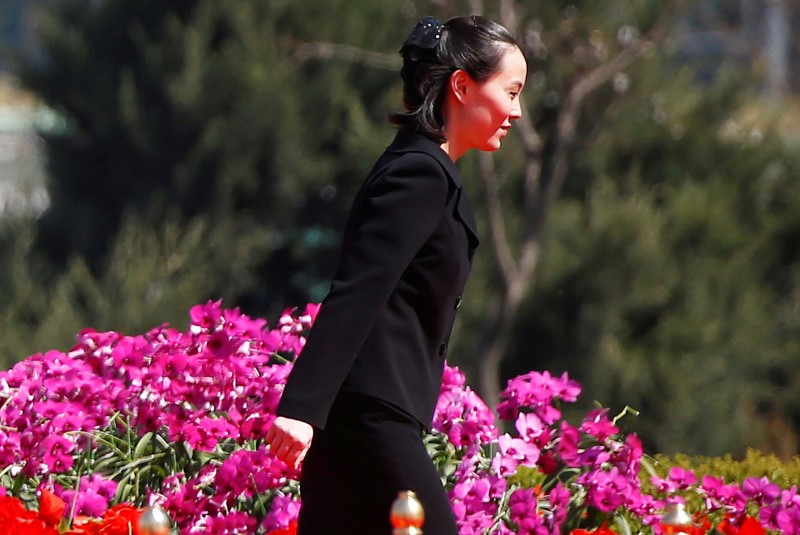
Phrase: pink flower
[
  {"left": 298, "top": 303, "right": 321, "bottom": 328},
  {"left": 610, "top": 434, "right": 643, "bottom": 476},
  {"left": 41, "top": 435, "right": 74, "bottom": 473},
  {"left": 667, "top": 466, "right": 698, "bottom": 489},
  {"left": 509, "top": 488, "right": 543, "bottom": 534},
  {"left": 651, "top": 474, "right": 680, "bottom": 494},
  {"left": 433, "top": 378, "right": 497, "bottom": 447},
  {"left": 189, "top": 299, "right": 224, "bottom": 332},
  {"left": 514, "top": 412, "right": 547, "bottom": 444},
  {"left": 742, "top": 476, "right": 782, "bottom": 505},
  {"left": 557, "top": 421, "right": 581, "bottom": 467},
  {"left": 262, "top": 493, "right": 301, "bottom": 532},
  {"left": 548, "top": 482, "right": 571, "bottom": 527},
  {"left": 204, "top": 511, "right": 258, "bottom": 534},
  {"left": 580, "top": 467, "right": 632, "bottom": 512},
  {"left": 57, "top": 474, "right": 117, "bottom": 517},
  {"left": 579, "top": 408, "right": 619, "bottom": 442},
  {"left": 492, "top": 434, "right": 540, "bottom": 477}
]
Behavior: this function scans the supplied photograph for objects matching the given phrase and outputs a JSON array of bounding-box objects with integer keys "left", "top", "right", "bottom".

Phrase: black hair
[{"left": 388, "top": 15, "right": 521, "bottom": 143}]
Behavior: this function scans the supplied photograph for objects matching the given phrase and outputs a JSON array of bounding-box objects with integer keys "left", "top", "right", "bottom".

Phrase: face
[{"left": 454, "top": 46, "right": 527, "bottom": 153}]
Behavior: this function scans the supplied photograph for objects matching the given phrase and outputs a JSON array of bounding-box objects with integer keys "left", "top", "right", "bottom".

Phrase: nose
[{"left": 510, "top": 97, "right": 523, "bottom": 121}]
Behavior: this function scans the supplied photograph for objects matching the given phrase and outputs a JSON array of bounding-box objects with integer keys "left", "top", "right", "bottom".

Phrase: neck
[{"left": 439, "top": 139, "right": 466, "bottom": 162}]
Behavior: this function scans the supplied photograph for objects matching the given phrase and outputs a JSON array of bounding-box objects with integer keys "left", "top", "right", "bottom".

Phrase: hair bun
[{"left": 402, "top": 16, "right": 443, "bottom": 52}]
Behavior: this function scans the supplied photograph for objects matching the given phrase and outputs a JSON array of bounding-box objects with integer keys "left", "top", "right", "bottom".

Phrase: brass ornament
[
  {"left": 661, "top": 503, "right": 695, "bottom": 534},
  {"left": 390, "top": 490, "right": 425, "bottom": 535},
  {"left": 138, "top": 505, "right": 172, "bottom": 535}
]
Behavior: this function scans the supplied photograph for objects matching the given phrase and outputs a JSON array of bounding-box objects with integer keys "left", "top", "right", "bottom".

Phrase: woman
[{"left": 266, "top": 14, "right": 526, "bottom": 534}]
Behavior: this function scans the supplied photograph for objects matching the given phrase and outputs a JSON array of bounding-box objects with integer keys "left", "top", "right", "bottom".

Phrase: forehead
[{"left": 493, "top": 46, "right": 527, "bottom": 85}]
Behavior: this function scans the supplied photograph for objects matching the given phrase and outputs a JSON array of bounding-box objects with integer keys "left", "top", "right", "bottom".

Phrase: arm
[{"left": 276, "top": 152, "right": 450, "bottom": 429}]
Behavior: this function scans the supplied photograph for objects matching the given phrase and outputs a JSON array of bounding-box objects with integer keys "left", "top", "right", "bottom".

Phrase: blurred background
[{"left": 1, "top": 0, "right": 799, "bottom": 458}]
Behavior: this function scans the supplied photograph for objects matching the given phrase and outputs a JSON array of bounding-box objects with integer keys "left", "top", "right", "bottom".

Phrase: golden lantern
[
  {"left": 390, "top": 490, "right": 425, "bottom": 535},
  {"left": 138, "top": 505, "right": 172, "bottom": 535},
  {"left": 660, "top": 503, "right": 695, "bottom": 535}
]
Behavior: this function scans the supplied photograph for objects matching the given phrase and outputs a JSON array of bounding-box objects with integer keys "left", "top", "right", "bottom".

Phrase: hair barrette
[{"left": 403, "top": 16, "right": 443, "bottom": 50}]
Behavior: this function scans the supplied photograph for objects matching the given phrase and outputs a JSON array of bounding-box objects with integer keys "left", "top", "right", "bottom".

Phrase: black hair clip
[{"left": 403, "top": 16, "right": 443, "bottom": 50}]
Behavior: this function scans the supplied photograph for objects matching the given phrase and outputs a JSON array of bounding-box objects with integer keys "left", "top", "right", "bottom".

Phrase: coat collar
[
  {"left": 386, "top": 129, "right": 463, "bottom": 188},
  {"left": 386, "top": 129, "right": 479, "bottom": 251}
]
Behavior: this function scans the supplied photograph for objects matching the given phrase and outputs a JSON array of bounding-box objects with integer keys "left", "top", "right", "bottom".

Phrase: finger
[
  {"left": 295, "top": 447, "right": 308, "bottom": 468},
  {"left": 276, "top": 440, "right": 295, "bottom": 463},
  {"left": 286, "top": 448, "right": 300, "bottom": 469},
  {"left": 268, "top": 433, "right": 291, "bottom": 461}
]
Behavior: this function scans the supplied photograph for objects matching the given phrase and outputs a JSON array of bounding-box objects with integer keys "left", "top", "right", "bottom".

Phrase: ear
[{"left": 449, "top": 69, "right": 471, "bottom": 104}]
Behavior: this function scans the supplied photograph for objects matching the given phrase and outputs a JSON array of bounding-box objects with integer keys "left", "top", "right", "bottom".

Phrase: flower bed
[{"left": 0, "top": 301, "right": 798, "bottom": 534}]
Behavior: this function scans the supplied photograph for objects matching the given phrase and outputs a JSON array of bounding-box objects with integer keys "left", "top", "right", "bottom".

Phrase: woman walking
[{"left": 266, "top": 14, "right": 527, "bottom": 534}]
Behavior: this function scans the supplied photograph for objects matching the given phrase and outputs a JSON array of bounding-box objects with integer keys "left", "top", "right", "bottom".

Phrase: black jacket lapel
[{"left": 387, "top": 131, "right": 480, "bottom": 253}]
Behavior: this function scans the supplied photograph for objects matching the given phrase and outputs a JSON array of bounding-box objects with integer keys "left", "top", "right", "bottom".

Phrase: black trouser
[{"left": 297, "top": 392, "right": 459, "bottom": 535}]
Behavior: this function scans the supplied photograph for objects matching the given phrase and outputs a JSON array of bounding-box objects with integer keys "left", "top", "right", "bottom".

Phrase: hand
[{"left": 266, "top": 416, "right": 314, "bottom": 470}]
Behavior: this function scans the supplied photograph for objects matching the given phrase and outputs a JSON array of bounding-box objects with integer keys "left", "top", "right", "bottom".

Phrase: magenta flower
[
  {"left": 204, "top": 511, "right": 258, "bottom": 534},
  {"left": 667, "top": 466, "right": 698, "bottom": 489},
  {"left": 557, "top": 421, "right": 581, "bottom": 467},
  {"left": 577, "top": 445, "right": 611, "bottom": 468},
  {"left": 651, "top": 474, "right": 680, "bottom": 494},
  {"left": 41, "top": 435, "right": 74, "bottom": 473},
  {"left": 580, "top": 467, "right": 632, "bottom": 512},
  {"left": 57, "top": 474, "right": 117, "bottom": 517},
  {"left": 189, "top": 299, "right": 224, "bottom": 332},
  {"left": 514, "top": 412, "right": 547, "bottom": 444},
  {"left": 262, "top": 493, "right": 301, "bottom": 532},
  {"left": 6, "top": 300, "right": 800, "bottom": 535},
  {"left": 579, "top": 408, "right": 619, "bottom": 442},
  {"left": 548, "top": 482, "right": 571, "bottom": 526},
  {"left": 497, "top": 370, "right": 577, "bottom": 422},
  {"left": 492, "top": 434, "right": 540, "bottom": 477},
  {"left": 433, "top": 380, "right": 497, "bottom": 447},
  {"left": 508, "top": 488, "right": 543, "bottom": 534},
  {"left": 742, "top": 476, "right": 782, "bottom": 505}
]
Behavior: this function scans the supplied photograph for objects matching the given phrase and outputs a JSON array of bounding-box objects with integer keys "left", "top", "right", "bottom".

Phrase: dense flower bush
[{"left": 0, "top": 301, "right": 798, "bottom": 534}]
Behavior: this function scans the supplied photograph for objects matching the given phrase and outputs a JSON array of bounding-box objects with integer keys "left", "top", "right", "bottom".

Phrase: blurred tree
[
  {"left": 492, "top": 17, "right": 800, "bottom": 455},
  {"left": 4, "top": 0, "right": 800, "bottom": 458},
  {"left": 447, "top": 0, "right": 800, "bottom": 455},
  {"left": 7, "top": 0, "right": 410, "bottom": 330}
]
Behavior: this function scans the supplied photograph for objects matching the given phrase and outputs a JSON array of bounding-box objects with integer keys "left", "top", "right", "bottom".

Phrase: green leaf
[{"left": 134, "top": 432, "right": 154, "bottom": 459}]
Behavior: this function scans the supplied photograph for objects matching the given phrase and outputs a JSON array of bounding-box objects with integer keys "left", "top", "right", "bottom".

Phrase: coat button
[
  {"left": 454, "top": 296, "right": 462, "bottom": 309},
  {"left": 439, "top": 342, "right": 448, "bottom": 356}
]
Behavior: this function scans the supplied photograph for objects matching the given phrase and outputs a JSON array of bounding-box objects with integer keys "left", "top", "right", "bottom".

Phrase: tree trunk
[
  {"left": 471, "top": 0, "right": 685, "bottom": 406},
  {"left": 764, "top": 0, "right": 790, "bottom": 96}
]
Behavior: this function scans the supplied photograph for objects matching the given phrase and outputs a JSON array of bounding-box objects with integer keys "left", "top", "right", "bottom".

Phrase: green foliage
[
  {"left": 4, "top": 0, "right": 800, "bottom": 460},
  {"left": 502, "top": 38, "right": 800, "bottom": 456},
  {"left": 0, "top": 215, "right": 218, "bottom": 366},
  {"left": 11, "top": 0, "right": 408, "bottom": 318},
  {"left": 652, "top": 449, "right": 800, "bottom": 489}
]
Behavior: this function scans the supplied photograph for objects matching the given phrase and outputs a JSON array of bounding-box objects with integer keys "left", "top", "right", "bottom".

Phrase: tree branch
[
  {"left": 479, "top": 152, "right": 517, "bottom": 285},
  {"left": 540, "top": 0, "right": 684, "bottom": 227},
  {"left": 293, "top": 42, "right": 401, "bottom": 70}
]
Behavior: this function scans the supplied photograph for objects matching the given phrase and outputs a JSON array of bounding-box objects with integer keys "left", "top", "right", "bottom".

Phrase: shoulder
[
  {"left": 366, "top": 131, "right": 461, "bottom": 192},
  {"left": 383, "top": 150, "right": 448, "bottom": 177}
]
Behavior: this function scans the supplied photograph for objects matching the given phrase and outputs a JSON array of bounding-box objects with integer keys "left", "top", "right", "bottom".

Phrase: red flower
[
  {"left": 718, "top": 516, "right": 766, "bottom": 535},
  {"left": 570, "top": 523, "right": 616, "bottom": 535},
  {"left": 0, "top": 494, "right": 60, "bottom": 535},
  {"left": 38, "top": 488, "right": 66, "bottom": 527},
  {"left": 267, "top": 519, "right": 298, "bottom": 535},
  {"left": 66, "top": 504, "right": 143, "bottom": 535}
]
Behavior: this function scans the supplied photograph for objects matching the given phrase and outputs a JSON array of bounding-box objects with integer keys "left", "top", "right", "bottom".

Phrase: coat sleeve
[{"left": 276, "top": 152, "right": 450, "bottom": 429}]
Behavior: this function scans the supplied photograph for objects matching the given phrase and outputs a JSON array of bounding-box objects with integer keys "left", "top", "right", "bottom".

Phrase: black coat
[{"left": 277, "top": 129, "right": 479, "bottom": 430}]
